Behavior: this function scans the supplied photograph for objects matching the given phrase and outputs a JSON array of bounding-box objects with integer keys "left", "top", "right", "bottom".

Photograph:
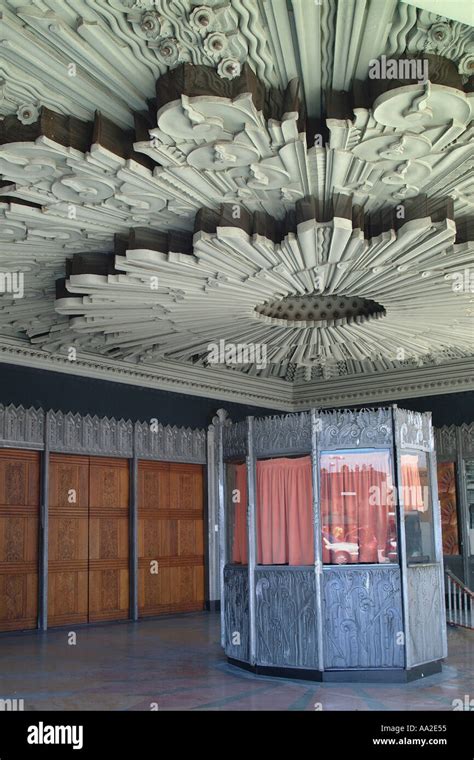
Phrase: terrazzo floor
[{"left": 0, "top": 613, "right": 472, "bottom": 711}]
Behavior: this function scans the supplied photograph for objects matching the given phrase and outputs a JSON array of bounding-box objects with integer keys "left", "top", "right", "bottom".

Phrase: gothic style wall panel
[
  {"left": 0, "top": 404, "right": 44, "bottom": 450},
  {"left": 222, "top": 419, "right": 247, "bottom": 460},
  {"left": 255, "top": 567, "right": 319, "bottom": 669},
  {"left": 135, "top": 420, "right": 206, "bottom": 464},
  {"left": 395, "top": 408, "right": 432, "bottom": 451},
  {"left": 323, "top": 566, "right": 404, "bottom": 669},
  {"left": 253, "top": 413, "right": 311, "bottom": 457},
  {"left": 48, "top": 411, "right": 134, "bottom": 458},
  {"left": 406, "top": 564, "right": 446, "bottom": 667},
  {"left": 319, "top": 407, "right": 393, "bottom": 450},
  {"left": 434, "top": 424, "right": 457, "bottom": 461},
  {"left": 223, "top": 564, "right": 249, "bottom": 661}
]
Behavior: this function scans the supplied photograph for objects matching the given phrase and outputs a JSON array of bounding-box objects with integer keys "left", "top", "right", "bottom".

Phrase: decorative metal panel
[
  {"left": 319, "top": 407, "right": 392, "bottom": 450},
  {"left": 0, "top": 403, "right": 44, "bottom": 449},
  {"left": 135, "top": 420, "right": 206, "bottom": 463},
  {"left": 406, "top": 564, "right": 446, "bottom": 667},
  {"left": 222, "top": 420, "right": 247, "bottom": 460},
  {"left": 323, "top": 566, "right": 404, "bottom": 669},
  {"left": 434, "top": 425, "right": 457, "bottom": 461},
  {"left": 223, "top": 565, "right": 249, "bottom": 661},
  {"left": 253, "top": 413, "right": 312, "bottom": 457},
  {"left": 396, "top": 408, "right": 432, "bottom": 452},
  {"left": 255, "top": 567, "right": 319, "bottom": 669},
  {"left": 460, "top": 422, "right": 474, "bottom": 459},
  {"left": 48, "top": 410, "right": 134, "bottom": 457}
]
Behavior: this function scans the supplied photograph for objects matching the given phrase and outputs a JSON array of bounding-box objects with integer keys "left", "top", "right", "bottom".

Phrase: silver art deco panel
[
  {"left": 48, "top": 410, "right": 134, "bottom": 457},
  {"left": 323, "top": 566, "right": 404, "bottom": 669},
  {"left": 0, "top": 402, "right": 206, "bottom": 463},
  {"left": 434, "top": 424, "right": 458, "bottom": 461},
  {"left": 222, "top": 420, "right": 247, "bottom": 460},
  {"left": 0, "top": 403, "right": 44, "bottom": 449},
  {"left": 224, "top": 565, "right": 249, "bottom": 662},
  {"left": 255, "top": 567, "right": 319, "bottom": 669},
  {"left": 396, "top": 408, "right": 432, "bottom": 452},
  {"left": 135, "top": 420, "right": 206, "bottom": 463},
  {"left": 460, "top": 422, "right": 474, "bottom": 459},
  {"left": 406, "top": 564, "right": 446, "bottom": 667},
  {"left": 319, "top": 407, "right": 393, "bottom": 450},
  {"left": 253, "top": 413, "right": 312, "bottom": 458}
]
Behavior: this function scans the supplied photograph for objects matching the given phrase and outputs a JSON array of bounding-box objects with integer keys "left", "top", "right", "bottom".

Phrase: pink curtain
[
  {"left": 257, "top": 457, "right": 314, "bottom": 565},
  {"left": 401, "top": 454, "right": 425, "bottom": 511},
  {"left": 320, "top": 452, "right": 393, "bottom": 564},
  {"left": 231, "top": 457, "right": 314, "bottom": 566}
]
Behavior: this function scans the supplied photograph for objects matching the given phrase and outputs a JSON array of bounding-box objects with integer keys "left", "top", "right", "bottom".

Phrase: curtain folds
[
  {"left": 232, "top": 451, "right": 395, "bottom": 566},
  {"left": 320, "top": 451, "right": 393, "bottom": 564}
]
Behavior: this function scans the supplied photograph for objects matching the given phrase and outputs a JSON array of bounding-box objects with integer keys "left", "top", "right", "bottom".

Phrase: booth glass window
[
  {"left": 401, "top": 452, "right": 435, "bottom": 564},
  {"left": 256, "top": 456, "right": 314, "bottom": 566},
  {"left": 437, "top": 461, "right": 460, "bottom": 555},
  {"left": 464, "top": 460, "right": 474, "bottom": 557},
  {"left": 320, "top": 449, "right": 397, "bottom": 565},
  {"left": 226, "top": 462, "right": 248, "bottom": 565}
]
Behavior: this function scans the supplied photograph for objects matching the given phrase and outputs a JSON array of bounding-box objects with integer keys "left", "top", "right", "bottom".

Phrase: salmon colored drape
[
  {"left": 320, "top": 452, "right": 393, "bottom": 564},
  {"left": 231, "top": 457, "right": 314, "bottom": 565},
  {"left": 400, "top": 454, "right": 425, "bottom": 511},
  {"left": 257, "top": 457, "right": 314, "bottom": 565}
]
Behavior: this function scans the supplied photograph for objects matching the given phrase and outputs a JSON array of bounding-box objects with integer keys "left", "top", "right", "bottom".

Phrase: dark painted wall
[{"left": 0, "top": 362, "right": 472, "bottom": 428}]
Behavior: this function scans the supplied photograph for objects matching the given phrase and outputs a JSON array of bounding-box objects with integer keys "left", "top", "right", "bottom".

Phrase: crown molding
[
  {"left": 292, "top": 357, "right": 474, "bottom": 409},
  {"left": 0, "top": 336, "right": 294, "bottom": 410},
  {"left": 0, "top": 336, "right": 473, "bottom": 412}
]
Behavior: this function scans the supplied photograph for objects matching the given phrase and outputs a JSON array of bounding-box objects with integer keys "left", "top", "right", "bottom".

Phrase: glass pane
[
  {"left": 401, "top": 452, "right": 435, "bottom": 564},
  {"left": 465, "top": 460, "right": 474, "bottom": 557},
  {"left": 256, "top": 456, "right": 314, "bottom": 566},
  {"left": 226, "top": 462, "right": 247, "bottom": 565},
  {"left": 437, "top": 461, "right": 460, "bottom": 555},
  {"left": 320, "top": 450, "right": 396, "bottom": 565}
]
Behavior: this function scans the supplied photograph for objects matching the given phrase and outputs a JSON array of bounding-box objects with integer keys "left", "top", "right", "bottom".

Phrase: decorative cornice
[{"left": 0, "top": 336, "right": 473, "bottom": 412}]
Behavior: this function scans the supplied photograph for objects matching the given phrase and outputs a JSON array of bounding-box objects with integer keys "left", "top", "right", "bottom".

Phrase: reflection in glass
[
  {"left": 464, "top": 460, "right": 474, "bottom": 557},
  {"left": 320, "top": 450, "right": 396, "bottom": 564},
  {"left": 401, "top": 452, "right": 435, "bottom": 563}
]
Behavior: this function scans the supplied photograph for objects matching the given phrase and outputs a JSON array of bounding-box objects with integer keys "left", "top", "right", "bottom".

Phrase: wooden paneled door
[
  {"left": 48, "top": 454, "right": 89, "bottom": 627},
  {"left": 88, "top": 457, "right": 129, "bottom": 623},
  {"left": 0, "top": 449, "right": 40, "bottom": 632},
  {"left": 138, "top": 461, "right": 205, "bottom": 616}
]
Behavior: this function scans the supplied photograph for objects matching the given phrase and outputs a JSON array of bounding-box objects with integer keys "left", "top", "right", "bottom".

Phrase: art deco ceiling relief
[{"left": 0, "top": 0, "right": 473, "bottom": 406}]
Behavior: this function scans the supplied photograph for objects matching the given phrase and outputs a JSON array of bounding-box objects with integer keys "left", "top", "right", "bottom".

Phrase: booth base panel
[{"left": 227, "top": 657, "right": 442, "bottom": 683}]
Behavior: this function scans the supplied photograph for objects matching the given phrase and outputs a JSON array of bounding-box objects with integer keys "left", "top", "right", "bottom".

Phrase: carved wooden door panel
[
  {"left": 0, "top": 450, "right": 40, "bottom": 632},
  {"left": 48, "top": 454, "right": 89, "bottom": 627},
  {"left": 138, "top": 461, "right": 204, "bottom": 616},
  {"left": 88, "top": 457, "right": 129, "bottom": 622}
]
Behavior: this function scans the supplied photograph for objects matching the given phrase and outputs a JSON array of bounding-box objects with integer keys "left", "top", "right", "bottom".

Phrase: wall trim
[{"left": 0, "top": 402, "right": 206, "bottom": 463}]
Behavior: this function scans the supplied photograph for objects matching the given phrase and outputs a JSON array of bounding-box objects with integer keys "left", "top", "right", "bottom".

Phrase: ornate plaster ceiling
[{"left": 0, "top": 0, "right": 473, "bottom": 408}]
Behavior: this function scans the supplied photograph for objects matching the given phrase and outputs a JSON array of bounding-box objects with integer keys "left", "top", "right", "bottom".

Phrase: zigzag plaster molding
[{"left": 0, "top": 336, "right": 473, "bottom": 411}]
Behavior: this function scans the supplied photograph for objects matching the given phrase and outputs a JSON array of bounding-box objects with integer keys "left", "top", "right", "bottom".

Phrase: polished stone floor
[{"left": 0, "top": 613, "right": 472, "bottom": 710}]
